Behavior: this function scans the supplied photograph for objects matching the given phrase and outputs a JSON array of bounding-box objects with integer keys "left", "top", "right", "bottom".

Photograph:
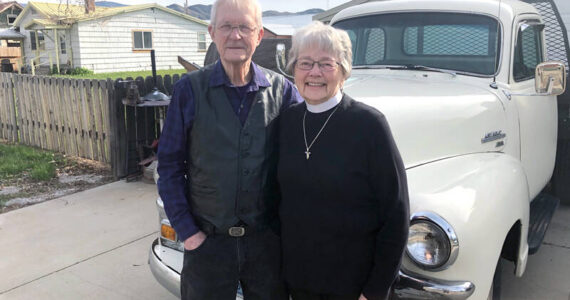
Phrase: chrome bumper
[
  {"left": 150, "top": 238, "right": 474, "bottom": 300},
  {"left": 149, "top": 238, "right": 245, "bottom": 299},
  {"left": 148, "top": 239, "right": 181, "bottom": 298},
  {"left": 392, "top": 270, "right": 475, "bottom": 300}
]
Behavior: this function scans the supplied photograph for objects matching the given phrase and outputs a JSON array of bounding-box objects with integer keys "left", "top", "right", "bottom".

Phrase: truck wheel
[{"left": 487, "top": 259, "right": 502, "bottom": 300}]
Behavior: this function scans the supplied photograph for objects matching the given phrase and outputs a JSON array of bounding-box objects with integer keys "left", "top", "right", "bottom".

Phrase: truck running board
[{"left": 528, "top": 193, "right": 559, "bottom": 255}]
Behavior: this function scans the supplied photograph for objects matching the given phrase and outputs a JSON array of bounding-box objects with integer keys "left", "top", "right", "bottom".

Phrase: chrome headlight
[{"left": 406, "top": 212, "right": 458, "bottom": 271}]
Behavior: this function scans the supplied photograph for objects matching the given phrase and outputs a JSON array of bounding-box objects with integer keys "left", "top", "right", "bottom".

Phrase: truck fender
[{"left": 403, "top": 152, "right": 529, "bottom": 300}]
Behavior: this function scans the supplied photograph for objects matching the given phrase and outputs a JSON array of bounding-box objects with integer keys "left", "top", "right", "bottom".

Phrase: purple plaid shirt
[{"left": 157, "top": 61, "right": 301, "bottom": 241}]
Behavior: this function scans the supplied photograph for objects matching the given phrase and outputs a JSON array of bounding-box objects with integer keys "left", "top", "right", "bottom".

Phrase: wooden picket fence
[
  {"left": 0, "top": 72, "right": 113, "bottom": 163},
  {"left": 0, "top": 72, "right": 184, "bottom": 179}
]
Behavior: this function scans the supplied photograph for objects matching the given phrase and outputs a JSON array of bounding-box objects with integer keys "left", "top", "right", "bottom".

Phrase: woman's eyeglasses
[{"left": 295, "top": 59, "right": 340, "bottom": 72}]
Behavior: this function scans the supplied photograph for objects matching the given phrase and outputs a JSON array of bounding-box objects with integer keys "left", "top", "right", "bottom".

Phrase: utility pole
[{"left": 184, "top": 0, "right": 188, "bottom": 15}]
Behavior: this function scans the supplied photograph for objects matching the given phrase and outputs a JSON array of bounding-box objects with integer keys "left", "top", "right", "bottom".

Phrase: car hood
[{"left": 343, "top": 71, "right": 508, "bottom": 168}]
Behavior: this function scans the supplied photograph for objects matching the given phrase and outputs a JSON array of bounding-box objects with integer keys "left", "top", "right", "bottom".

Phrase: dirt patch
[{"left": 0, "top": 156, "right": 114, "bottom": 213}]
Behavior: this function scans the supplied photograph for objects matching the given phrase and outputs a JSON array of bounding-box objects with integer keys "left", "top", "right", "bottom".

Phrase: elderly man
[{"left": 157, "top": 0, "right": 300, "bottom": 299}]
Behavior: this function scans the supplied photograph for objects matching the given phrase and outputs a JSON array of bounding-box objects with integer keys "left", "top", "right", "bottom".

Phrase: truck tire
[{"left": 487, "top": 259, "right": 502, "bottom": 300}]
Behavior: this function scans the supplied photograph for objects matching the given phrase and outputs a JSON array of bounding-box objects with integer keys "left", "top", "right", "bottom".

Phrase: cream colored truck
[{"left": 149, "top": 0, "right": 566, "bottom": 299}]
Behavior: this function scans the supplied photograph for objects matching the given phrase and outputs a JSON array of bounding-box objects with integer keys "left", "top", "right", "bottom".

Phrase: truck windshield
[{"left": 333, "top": 12, "right": 501, "bottom": 76}]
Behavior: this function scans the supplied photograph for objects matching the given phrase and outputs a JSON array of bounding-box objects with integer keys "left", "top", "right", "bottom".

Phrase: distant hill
[
  {"left": 95, "top": 1, "right": 126, "bottom": 7},
  {"left": 93, "top": 2, "right": 323, "bottom": 20},
  {"left": 167, "top": 4, "right": 211, "bottom": 20},
  {"left": 262, "top": 9, "right": 324, "bottom": 17}
]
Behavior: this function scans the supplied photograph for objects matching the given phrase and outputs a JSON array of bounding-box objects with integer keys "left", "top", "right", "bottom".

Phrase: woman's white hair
[
  {"left": 210, "top": 0, "right": 263, "bottom": 27},
  {"left": 287, "top": 21, "right": 353, "bottom": 79}
]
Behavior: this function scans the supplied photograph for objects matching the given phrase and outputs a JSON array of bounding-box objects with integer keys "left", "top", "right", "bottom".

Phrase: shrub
[
  {"left": 29, "top": 162, "right": 56, "bottom": 181},
  {"left": 69, "top": 67, "right": 94, "bottom": 76}
]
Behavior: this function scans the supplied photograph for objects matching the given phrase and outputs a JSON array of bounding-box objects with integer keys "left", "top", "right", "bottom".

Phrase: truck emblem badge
[{"left": 481, "top": 131, "right": 506, "bottom": 144}]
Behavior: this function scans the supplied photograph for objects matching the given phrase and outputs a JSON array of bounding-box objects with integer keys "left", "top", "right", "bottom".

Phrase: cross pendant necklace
[{"left": 302, "top": 104, "right": 340, "bottom": 160}]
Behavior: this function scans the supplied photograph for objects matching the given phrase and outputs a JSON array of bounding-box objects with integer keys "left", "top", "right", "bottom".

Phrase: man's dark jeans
[{"left": 180, "top": 226, "right": 288, "bottom": 300}]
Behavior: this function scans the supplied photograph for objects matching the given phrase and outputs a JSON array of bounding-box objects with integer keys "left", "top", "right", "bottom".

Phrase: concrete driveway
[
  {"left": 501, "top": 204, "right": 570, "bottom": 300},
  {"left": 0, "top": 180, "right": 176, "bottom": 300},
  {"left": 0, "top": 180, "right": 568, "bottom": 299}
]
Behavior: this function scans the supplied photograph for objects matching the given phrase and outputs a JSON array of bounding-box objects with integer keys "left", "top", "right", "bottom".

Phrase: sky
[{"left": 17, "top": 0, "right": 352, "bottom": 13}]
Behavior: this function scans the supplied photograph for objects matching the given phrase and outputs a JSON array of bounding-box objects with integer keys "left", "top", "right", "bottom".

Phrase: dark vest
[{"left": 187, "top": 64, "right": 285, "bottom": 231}]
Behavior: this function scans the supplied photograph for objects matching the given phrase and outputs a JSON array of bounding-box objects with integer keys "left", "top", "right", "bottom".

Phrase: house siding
[
  {"left": 76, "top": 8, "right": 211, "bottom": 73},
  {"left": 70, "top": 25, "right": 81, "bottom": 68},
  {"left": 18, "top": 7, "right": 71, "bottom": 69}
]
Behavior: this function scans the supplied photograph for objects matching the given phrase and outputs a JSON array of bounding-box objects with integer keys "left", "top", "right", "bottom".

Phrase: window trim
[
  {"left": 30, "top": 31, "right": 45, "bottom": 51},
  {"left": 7, "top": 14, "right": 17, "bottom": 25},
  {"left": 60, "top": 34, "right": 67, "bottom": 55},
  {"left": 132, "top": 29, "right": 153, "bottom": 51},
  {"left": 197, "top": 32, "right": 207, "bottom": 52}
]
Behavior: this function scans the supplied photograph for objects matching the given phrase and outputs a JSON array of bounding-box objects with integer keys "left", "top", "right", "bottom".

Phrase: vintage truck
[{"left": 149, "top": 0, "right": 566, "bottom": 299}]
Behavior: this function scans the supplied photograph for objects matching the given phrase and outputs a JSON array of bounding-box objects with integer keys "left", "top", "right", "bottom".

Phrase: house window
[
  {"left": 60, "top": 34, "right": 66, "bottom": 54},
  {"left": 198, "top": 32, "right": 207, "bottom": 51},
  {"left": 7, "top": 14, "right": 17, "bottom": 25},
  {"left": 30, "top": 31, "right": 45, "bottom": 51},
  {"left": 133, "top": 30, "right": 152, "bottom": 50}
]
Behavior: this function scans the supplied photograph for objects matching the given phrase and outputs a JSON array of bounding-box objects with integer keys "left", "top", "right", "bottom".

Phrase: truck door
[{"left": 511, "top": 19, "right": 558, "bottom": 199}]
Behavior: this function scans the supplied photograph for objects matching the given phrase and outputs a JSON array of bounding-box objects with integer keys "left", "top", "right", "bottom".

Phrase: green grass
[
  {"left": 53, "top": 68, "right": 188, "bottom": 80},
  {"left": 0, "top": 144, "right": 64, "bottom": 181}
]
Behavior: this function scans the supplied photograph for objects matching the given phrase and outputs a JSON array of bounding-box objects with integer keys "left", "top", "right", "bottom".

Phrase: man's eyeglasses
[
  {"left": 295, "top": 59, "right": 340, "bottom": 72},
  {"left": 217, "top": 24, "right": 257, "bottom": 36}
]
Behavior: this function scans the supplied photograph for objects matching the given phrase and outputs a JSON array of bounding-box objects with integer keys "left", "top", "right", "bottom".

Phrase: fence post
[
  {"left": 0, "top": 73, "right": 6, "bottom": 141},
  {"left": 108, "top": 78, "right": 127, "bottom": 179},
  {"left": 10, "top": 74, "right": 19, "bottom": 143}
]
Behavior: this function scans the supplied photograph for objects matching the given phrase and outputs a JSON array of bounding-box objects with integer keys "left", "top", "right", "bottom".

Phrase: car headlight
[
  {"left": 406, "top": 212, "right": 459, "bottom": 271},
  {"left": 156, "top": 197, "right": 184, "bottom": 251}
]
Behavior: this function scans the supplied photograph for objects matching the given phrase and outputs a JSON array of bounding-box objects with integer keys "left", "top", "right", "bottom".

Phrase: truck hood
[{"left": 343, "top": 71, "right": 508, "bottom": 168}]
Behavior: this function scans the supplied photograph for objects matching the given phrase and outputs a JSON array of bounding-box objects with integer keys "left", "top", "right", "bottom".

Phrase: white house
[{"left": 13, "top": 1, "right": 212, "bottom": 74}]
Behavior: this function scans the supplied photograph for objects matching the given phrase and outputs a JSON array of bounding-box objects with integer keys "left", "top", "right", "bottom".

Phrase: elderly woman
[{"left": 278, "top": 22, "right": 409, "bottom": 300}]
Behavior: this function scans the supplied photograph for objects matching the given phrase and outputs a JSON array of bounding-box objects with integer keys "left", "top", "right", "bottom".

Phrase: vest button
[
  {"left": 243, "top": 169, "right": 250, "bottom": 175},
  {"left": 243, "top": 132, "right": 250, "bottom": 137},
  {"left": 242, "top": 151, "right": 250, "bottom": 157}
]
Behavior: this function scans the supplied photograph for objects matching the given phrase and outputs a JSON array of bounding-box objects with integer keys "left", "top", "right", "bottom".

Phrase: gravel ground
[{"left": 0, "top": 156, "right": 114, "bottom": 213}]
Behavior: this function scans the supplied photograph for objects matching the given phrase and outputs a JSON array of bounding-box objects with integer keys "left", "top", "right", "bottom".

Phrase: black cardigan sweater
[{"left": 278, "top": 94, "right": 409, "bottom": 300}]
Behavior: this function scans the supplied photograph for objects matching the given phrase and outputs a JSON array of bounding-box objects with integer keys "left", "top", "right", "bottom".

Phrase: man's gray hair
[
  {"left": 210, "top": 0, "right": 263, "bottom": 27},
  {"left": 287, "top": 21, "right": 352, "bottom": 79}
]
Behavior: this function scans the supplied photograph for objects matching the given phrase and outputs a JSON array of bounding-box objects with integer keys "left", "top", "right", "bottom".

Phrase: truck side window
[{"left": 513, "top": 23, "right": 544, "bottom": 81}]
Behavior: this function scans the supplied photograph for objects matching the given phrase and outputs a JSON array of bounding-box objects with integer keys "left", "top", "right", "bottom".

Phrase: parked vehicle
[{"left": 149, "top": 0, "right": 566, "bottom": 299}]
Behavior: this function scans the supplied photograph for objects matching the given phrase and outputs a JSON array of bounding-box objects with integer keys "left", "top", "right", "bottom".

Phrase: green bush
[{"left": 69, "top": 67, "right": 94, "bottom": 76}]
